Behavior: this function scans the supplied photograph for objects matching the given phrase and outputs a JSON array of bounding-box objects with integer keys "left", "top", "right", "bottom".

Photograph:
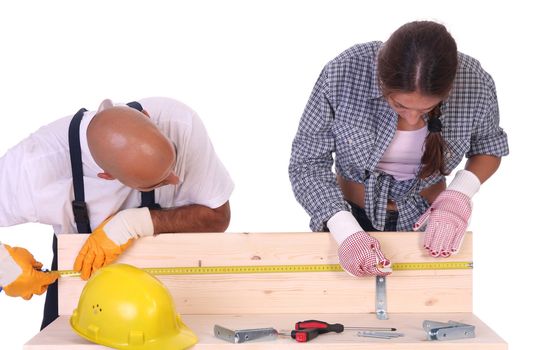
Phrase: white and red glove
[
  {"left": 413, "top": 170, "right": 480, "bottom": 257},
  {"left": 74, "top": 207, "right": 154, "bottom": 280},
  {"left": 328, "top": 211, "right": 391, "bottom": 277}
]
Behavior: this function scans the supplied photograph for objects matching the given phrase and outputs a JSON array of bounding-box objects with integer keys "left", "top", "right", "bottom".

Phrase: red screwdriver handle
[
  {"left": 295, "top": 320, "right": 344, "bottom": 333},
  {"left": 291, "top": 328, "right": 320, "bottom": 342}
]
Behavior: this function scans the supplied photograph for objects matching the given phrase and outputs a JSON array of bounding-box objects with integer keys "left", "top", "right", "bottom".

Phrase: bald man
[{"left": 0, "top": 97, "right": 233, "bottom": 328}]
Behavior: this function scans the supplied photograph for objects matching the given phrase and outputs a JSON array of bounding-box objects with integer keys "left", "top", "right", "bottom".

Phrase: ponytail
[{"left": 419, "top": 103, "right": 449, "bottom": 178}]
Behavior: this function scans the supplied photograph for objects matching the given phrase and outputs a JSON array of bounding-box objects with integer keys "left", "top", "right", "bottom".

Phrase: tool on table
[
  {"left": 295, "top": 319, "right": 396, "bottom": 333},
  {"left": 214, "top": 325, "right": 278, "bottom": 343},
  {"left": 288, "top": 328, "right": 321, "bottom": 342},
  {"left": 356, "top": 331, "right": 405, "bottom": 339},
  {"left": 280, "top": 328, "right": 331, "bottom": 343},
  {"left": 214, "top": 325, "right": 323, "bottom": 344},
  {"left": 423, "top": 320, "right": 475, "bottom": 341}
]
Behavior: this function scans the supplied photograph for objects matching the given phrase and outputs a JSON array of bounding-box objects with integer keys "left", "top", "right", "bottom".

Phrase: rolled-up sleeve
[{"left": 467, "top": 74, "right": 509, "bottom": 158}]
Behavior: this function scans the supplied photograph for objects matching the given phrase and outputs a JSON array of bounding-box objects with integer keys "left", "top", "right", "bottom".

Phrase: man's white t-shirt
[{"left": 0, "top": 97, "right": 234, "bottom": 234}]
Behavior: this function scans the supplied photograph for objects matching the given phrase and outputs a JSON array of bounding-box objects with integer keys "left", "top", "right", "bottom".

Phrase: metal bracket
[
  {"left": 423, "top": 320, "right": 475, "bottom": 341},
  {"left": 214, "top": 325, "right": 278, "bottom": 343},
  {"left": 375, "top": 275, "right": 388, "bottom": 320}
]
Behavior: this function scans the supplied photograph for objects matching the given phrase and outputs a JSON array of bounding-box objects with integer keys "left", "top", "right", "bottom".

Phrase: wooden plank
[
  {"left": 59, "top": 272, "right": 472, "bottom": 315},
  {"left": 57, "top": 232, "right": 473, "bottom": 270},
  {"left": 24, "top": 313, "right": 506, "bottom": 350},
  {"left": 57, "top": 232, "right": 472, "bottom": 315}
]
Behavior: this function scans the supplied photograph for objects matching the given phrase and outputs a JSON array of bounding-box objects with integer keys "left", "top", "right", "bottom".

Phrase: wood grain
[
  {"left": 25, "top": 313, "right": 506, "bottom": 350},
  {"left": 25, "top": 231, "right": 507, "bottom": 349},
  {"left": 57, "top": 232, "right": 473, "bottom": 315}
]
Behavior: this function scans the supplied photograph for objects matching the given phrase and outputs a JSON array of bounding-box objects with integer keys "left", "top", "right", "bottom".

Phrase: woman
[{"left": 289, "top": 21, "right": 508, "bottom": 277}]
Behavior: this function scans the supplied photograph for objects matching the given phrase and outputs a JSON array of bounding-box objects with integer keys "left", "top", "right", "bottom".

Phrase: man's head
[{"left": 87, "top": 103, "right": 179, "bottom": 191}]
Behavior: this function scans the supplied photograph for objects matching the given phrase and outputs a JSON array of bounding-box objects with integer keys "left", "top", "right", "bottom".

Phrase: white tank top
[{"left": 376, "top": 126, "right": 428, "bottom": 181}]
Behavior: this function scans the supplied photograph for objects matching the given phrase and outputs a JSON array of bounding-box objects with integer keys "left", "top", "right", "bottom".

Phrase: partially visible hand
[
  {"left": 73, "top": 208, "right": 154, "bottom": 280},
  {"left": 2, "top": 245, "right": 59, "bottom": 300},
  {"left": 413, "top": 190, "right": 471, "bottom": 257},
  {"left": 73, "top": 217, "right": 132, "bottom": 280},
  {"left": 338, "top": 231, "right": 391, "bottom": 277}
]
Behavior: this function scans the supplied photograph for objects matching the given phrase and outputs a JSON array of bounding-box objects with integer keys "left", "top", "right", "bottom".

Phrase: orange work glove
[
  {"left": 0, "top": 244, "right": 59, "bottom": 300},
  {"left": 73, "top": 207, "right": 154, "bottom": 280}
]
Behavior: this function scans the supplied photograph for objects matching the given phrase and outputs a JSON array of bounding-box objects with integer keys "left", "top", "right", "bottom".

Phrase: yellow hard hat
[{"left": 70, "top": 264, "right": 198, "bottom": 350}]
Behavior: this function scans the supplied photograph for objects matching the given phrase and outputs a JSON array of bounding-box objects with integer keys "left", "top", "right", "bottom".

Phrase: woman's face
[{"left": 386, "top": 91, "right": 442, "bottom": 127}]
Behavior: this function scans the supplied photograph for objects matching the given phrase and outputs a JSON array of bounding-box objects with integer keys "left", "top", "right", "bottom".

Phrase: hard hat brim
[{"left": 70, "top": 313, "right": 198, "bottom": 350}]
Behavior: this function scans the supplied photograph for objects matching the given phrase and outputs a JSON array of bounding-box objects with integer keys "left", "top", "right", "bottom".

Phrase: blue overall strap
[
  {"left": 126, "top": 101, "right": 143, "bottom": 112},
  {"left": 68, "top": 108, "right": 91, "bottom": 233},
  {"left": 126, "top": 101, "right": 161, "bottom": 210},
  {"left": 140, "top": 191, "right": 161, "bottom": 209}
]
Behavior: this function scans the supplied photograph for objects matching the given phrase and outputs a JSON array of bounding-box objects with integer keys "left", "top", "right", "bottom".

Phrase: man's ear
[
  {"left": 97, "top": 172, "right": 116, "bottom": 180},
  {"left": 97, "top": 99, "right": 114, "bottom": 112}
]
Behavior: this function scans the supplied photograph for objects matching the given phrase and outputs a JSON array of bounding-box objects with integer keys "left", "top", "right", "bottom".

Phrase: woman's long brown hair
[{"left": 377, "top": 21, "right": 458, "bottom": 178}]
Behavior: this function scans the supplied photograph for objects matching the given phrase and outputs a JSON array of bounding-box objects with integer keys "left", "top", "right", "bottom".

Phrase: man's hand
[
  {"left": 73, "top": 207, "right": 154, "bottom": 280},
  {"left": 1, "top": 245, "right": 59, "bottom": 300},
  {"left": 414, "top": 170, "right": 480, "bottom": 257},
  {"left": 338, "top": 231, "right": 391, "bottom": 277}
]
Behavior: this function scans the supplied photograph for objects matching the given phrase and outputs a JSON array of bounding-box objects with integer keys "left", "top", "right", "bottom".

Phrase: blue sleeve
[{"left": 289, "top": 67, "right": 349, "bottom": 231}]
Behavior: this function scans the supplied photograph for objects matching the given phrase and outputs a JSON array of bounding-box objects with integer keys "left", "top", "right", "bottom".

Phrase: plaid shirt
[{"left": 289, "top": 41, "right": 509, "bottom": 232}]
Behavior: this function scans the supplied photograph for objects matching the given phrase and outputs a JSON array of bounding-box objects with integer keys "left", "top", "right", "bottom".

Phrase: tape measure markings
[{"left": 57, "top": 261, "right": 472, "bottom": 277}]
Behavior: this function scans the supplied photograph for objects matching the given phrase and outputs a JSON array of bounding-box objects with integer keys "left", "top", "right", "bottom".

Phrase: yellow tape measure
[{"left": 56, "top": 261, "right": 472, "bottom": 277}]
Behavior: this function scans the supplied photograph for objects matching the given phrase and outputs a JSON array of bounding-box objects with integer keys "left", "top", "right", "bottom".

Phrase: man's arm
[{"left": 150, "top": 201, "right": 231, "bottom": 234}]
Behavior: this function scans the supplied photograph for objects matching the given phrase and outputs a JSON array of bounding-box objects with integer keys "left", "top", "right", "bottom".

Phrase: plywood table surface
[{"left": 25, "top": 313, "right": 506, "bottom": 349}]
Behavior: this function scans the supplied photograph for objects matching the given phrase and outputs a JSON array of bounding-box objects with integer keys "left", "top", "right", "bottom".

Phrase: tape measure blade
[
  {"left": 392, "top": 262, "right": 472, "bottom": 271},
  {"left": 56, "top": 261, "right": 471, "bottom": 277}
]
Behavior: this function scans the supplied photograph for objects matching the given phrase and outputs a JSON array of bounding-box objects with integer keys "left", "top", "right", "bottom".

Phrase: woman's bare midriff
[{"left": 336, "top": 174, "right": 446, "bottom": 210}]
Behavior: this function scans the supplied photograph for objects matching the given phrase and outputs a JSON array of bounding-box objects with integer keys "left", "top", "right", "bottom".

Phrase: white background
[{"left": 0, "top": 0, "right": 534, "bottom": 349}]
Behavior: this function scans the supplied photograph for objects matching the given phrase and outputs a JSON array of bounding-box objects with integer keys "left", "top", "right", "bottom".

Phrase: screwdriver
[
  {"left": 295, "top": 320, "right": 396, "bottom": 334},
  {"left": 290, "top": 328, "right": 321, "bottom": 342}
]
